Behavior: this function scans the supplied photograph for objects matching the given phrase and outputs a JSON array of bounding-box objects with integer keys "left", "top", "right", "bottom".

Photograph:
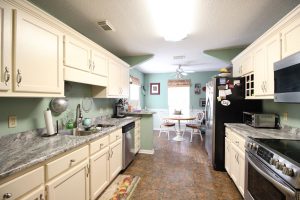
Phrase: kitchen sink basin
[{"left": 74, "top": 129, "right": 98, "bottom": 136}]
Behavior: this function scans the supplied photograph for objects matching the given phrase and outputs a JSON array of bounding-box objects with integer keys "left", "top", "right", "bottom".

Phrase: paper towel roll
[{"left": 44, "top": 109, "right": 55, "bottom": 135}]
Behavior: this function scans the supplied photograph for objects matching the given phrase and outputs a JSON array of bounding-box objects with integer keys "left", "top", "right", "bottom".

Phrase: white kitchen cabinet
[
  {"left": 109, "top": 138, "right": 123, "bottom": 181},
  {"left": 0, "top": 1, "right": 12, "bottom": 91},
  {"left": 232, "top": 52, "right": 253, "bottom": 77},
  {"left": 254, "top": 34, "right": 280, "bottom": 98},
  {"left": 13, "top": 9, "right": 63, "bottom": 95},
  {"left": 225, "top": 137, "right": 231, "bottom": 173},
  {"left": 63, "top": 35, "right": 108, "bottom": 87},
  {"left": 225, "top": 128, "right": 246, "bottom": 197},
  {"left": 46, "top": 160, "right": 89, "bottom": 200},
  {"left": 64, "top": 36, "right": 91, "bottom": 72},
  {"left": 20, "top": 185, "right": 44, "bottom": 200},
  {"left": 281, "top": 12, "right": 300, "bottom": 58},
  {"left": 90, "top": 147, "right": 110, "bottom": 200},
  {"left": 0, "top": 167, "right": 44, "bottom": 200}
]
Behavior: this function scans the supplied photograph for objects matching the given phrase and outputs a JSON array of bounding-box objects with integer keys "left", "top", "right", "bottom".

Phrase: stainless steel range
[{"left": 245, "top": 137, "right": 300, "bottom": 200}]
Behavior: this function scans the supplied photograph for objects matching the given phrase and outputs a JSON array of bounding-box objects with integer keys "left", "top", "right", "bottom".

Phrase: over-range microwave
[{"left": 274, "top": 51, "right": 300, "bottom": 103}]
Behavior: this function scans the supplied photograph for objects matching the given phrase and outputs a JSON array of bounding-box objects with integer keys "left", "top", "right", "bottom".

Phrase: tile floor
[{"left": 123, "top": 131, "right": 243, "bottom": 200}]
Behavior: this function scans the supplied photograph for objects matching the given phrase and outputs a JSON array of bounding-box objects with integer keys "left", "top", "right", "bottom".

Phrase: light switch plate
[{"left": 8, "top": 116, "right": 17, "bottom": 128}]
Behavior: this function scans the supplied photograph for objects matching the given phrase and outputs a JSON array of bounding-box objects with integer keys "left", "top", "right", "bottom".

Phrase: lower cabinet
[
  {"left": 109, "top": 139, "right": 123, "bottom": 181},
  {"left": 90, "top": 147, "right": 110, "bottom": 200},
  {"left": 20, "top": 186, "right": 45, "bottom": 200},
  {"left": 225, "top": 128, "right": 246, "bottom": 197},
  {"left": 46, "top": 160, "right": 89, "bottom": 200}
]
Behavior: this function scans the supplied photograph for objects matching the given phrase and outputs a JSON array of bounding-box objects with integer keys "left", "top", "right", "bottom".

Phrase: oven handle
[{"left": 247, "top": 153, "right": 296, "bottom": 197}]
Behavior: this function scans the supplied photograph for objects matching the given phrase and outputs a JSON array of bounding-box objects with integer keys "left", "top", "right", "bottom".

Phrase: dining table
[{"left": 164, "top": 115, "right": 196, "bottom": 141}]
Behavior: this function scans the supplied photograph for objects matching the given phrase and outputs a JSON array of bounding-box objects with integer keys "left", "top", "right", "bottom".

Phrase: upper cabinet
[
  {"left": 232, "top": 5, "right": 300, "bottom": 100},
  {"left": 0, "top": 0, "right": 64, "bottom": 97},
  {"left": 0, "top": 1, "right": 12, "bottom": 91},
  {"left": 92, "top": 58, "right": 129, "bottom": 98},
  {"left": 281, "top": 11, "right": 300, "bottom": 58},
  {"left": 13, "top": 9, "right": 63, "bottom": 95},
  {"left": 63, "top": 35, "right": 108, "bottom": 87}
]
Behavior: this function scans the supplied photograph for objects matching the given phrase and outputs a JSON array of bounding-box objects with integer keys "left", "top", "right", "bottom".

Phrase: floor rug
[{"left": 97, "top": 175, "right": 140, "bottom": 200}]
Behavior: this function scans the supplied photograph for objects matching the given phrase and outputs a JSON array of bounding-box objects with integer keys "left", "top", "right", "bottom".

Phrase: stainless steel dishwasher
[{"left": 122, "top": 122, "right": 135, "bottom": 169}]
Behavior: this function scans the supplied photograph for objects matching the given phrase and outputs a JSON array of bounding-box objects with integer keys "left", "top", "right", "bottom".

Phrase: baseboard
[{"left": 138, "top": 149, "right": 155, "bottom": 154}]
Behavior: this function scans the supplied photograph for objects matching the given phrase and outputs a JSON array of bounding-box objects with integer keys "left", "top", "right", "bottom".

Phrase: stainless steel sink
[
  {"left": 74, "top": 129, "right": 98, "bottom": 136},
  {"left": 96, "top": 124, "right": 115, "bottom": 128}
]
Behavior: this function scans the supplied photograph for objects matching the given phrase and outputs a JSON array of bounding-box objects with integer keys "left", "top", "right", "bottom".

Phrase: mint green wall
[
  {"left": 144, "top": 71, "right": 218, "bottom": 109},
  {"left": 0, "top": 82, "right": 115, "bottom": 136},
  {"left": 129, "top": 68, "right": 145, "bottom": 108},
  {"left": 263, "top": 100, "right": 300, "bottom": 128}
]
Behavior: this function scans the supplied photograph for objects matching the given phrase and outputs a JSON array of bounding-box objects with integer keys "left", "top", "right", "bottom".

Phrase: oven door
[{"left": 245, "top": 152, "right": 297, "bottom": 200}]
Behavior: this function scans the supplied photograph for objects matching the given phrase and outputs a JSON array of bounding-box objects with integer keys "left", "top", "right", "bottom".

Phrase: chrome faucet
[{"left": 74, "top": 104, "right": 83, "bottom": 129}]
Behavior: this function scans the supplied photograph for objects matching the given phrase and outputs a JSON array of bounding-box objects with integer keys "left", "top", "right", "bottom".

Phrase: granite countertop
[
  {"left": 124, "top": 110, "right": 156, "bottom": 115},
  {"left": 0, "top": 116, "right": 140, "bottom": 180},
  {"left": 225, "top": 123, "right": 300, "bottom": 140}
]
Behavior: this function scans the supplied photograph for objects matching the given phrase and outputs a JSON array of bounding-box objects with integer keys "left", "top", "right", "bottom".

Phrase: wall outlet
[
  {"left": 283, "top": 112, "right": 288, "bottom": 121},
  {"left": 8, "top": 116, "right": 17, "bottom": 128}
]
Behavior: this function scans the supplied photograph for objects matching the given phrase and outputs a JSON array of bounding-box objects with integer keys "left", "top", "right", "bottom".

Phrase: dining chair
[
  {"left": 183, "top": 111, "right": 204, "bottom": 142},
  {"left": 158, "top": 111, "right": 176, "bottom": 140}
]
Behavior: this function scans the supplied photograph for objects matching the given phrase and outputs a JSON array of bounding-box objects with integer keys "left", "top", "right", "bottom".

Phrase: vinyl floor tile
[{"left": 123, "top": 131, "right": 243, "bottom": 200}]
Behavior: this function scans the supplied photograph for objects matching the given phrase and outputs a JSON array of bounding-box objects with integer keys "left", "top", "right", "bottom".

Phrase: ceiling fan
[{"left": 174, "top": 65, "right": 194, "bottom": 79}]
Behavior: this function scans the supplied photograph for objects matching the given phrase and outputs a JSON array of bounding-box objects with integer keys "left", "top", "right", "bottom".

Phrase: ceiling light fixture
[{"left": 147, "top": 0, "right": 196, "bottom": 42}]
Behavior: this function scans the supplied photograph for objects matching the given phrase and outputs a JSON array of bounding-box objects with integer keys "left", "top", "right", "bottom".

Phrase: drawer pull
[
  {"left": 40, "top": 194, "right": 44, "bottom": 200},
  {"left": 116, "top": 135, "right": 120, "bottom": 140},
  {"left": 4, "top": 67, "right": 10, "bottom": 85},
  {"left": 100, "top": 143, "right": 104, "bottom": 149},
  {"left": 3, "top": 193, "right": 12, "bottom": 199},
  {"left": 16, "top": 69, "right": 22, "bottom": 87},
  {"left": 70, "top": 159, "right": 76, "bottom": 163}
]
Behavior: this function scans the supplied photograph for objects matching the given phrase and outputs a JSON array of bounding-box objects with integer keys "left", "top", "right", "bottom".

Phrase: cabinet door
[
  {"left": 232, "top": 59, "right": 242, "bottom": 77},
  {"left": 225, "top": 137, "right": 231, "bottom": 174},
  {"left": 91, "top": 50, "right": 108, "bottom": 77},
  {"left": 253, "top": 45, "right": 266, "bottom": 96},
  {"left": 64, "top": 36, "right": 91, "bottom": 72},
  {"left": 0, "top": 2, "right": 11, "bottom": 91},
  {"left": 120, "top": 66, "right": 129, "bottom": 97},
  {"left": 90, "top": 147, "right": 110, "bottom": 200},
  {"left": 108, "top": 60, "right": 120, "bottom": 96},
  {"left": 20, "top": 186, "right": 44, "bottom": 200},
  {"left": 237, "top": 151, "right": 245, "bottom": 197},
  {"left": 13, "top": 9, "right": 63, "bottom": 94},
  {"left": 281, "top": 15, "right": 300, "bottom": 58},
  {"left": 229, "top": 144, "right": 239, "bottom": 185},
  {"left": 241, "top": 53, "right": 253, "bottom": 75},
  {"left": 265, "top": 34, "right": 281, "bottom": 96},
  {"left": 109, "top": 139, "right": 122, "bottom": 181},
  {"left": 46, "top": 160, "right": 89, "bottom": 200}
]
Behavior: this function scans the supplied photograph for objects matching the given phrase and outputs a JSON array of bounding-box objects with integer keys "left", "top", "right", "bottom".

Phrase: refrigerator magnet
[
  {"left": 217, "top": 97, "right": 222, "bottom": 102},
  {"left": 221, "top": 100, "right": 231, "bottom": 106},
  {"left": 233, "top": 80, "right": 240, "bottom": 86}
]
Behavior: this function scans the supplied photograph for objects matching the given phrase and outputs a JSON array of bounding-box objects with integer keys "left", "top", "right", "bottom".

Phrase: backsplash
[
  {"left": 263, "top": 100, "right": 300, "bottom": 128},
  {"left": 0, "top": 82, "right": 115, "bottom": 136}
]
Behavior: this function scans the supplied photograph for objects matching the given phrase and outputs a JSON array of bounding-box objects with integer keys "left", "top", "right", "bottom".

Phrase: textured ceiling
[{"left": 28, "top": 0, "right": 300, "bottom": 73}]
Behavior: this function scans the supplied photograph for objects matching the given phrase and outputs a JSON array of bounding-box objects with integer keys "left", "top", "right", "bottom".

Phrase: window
[
  {"left": 129, "top": 84, "right": 140, "bottom": 109},
  {"left": 168, "top": 86, "right": 190, "bottom": 115}
]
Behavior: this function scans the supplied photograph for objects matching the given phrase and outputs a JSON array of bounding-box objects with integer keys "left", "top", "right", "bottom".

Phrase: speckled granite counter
[
  {"left": 0, "top": 116, "right": 140, "bottom": 180},
  {"left": 225, "top": 123, "right": 300, "bottom": 140}
]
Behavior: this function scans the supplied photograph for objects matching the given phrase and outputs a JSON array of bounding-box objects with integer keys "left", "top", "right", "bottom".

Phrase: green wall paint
[
  {"left": 129, "top": 68, "right": 145, "bottom": 108},
  {"left": 263, "top": 100, "right": 300, "bottom": 128},
  {"left": 121, "top": 55, "right": 154, "bottom": 67},
  {"left": 0, "top": 82, "right": 115, "bottom": 136},
  {"left": 144, "top": 71, "right": 218, "bottom": 109},
  {"left": 203, "top": 46, "right": 248, "bottom": 62}
]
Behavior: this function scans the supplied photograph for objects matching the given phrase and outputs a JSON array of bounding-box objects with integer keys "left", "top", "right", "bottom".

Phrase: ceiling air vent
[
  {"left": 97, "top": 20, "right": 115, "bottom": 31},
  {"left": 173, "top": 55, "right": 185, "bottom": 60}
]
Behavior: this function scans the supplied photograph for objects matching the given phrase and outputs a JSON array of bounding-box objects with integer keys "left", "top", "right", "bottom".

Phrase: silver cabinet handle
[
  {"left": 110, "top": 149, "right": 113, "bottom": 158},
  {"left": 70, "top": 159, "right": 76, "bottom": 163},
  {"left": 3, "top": 193, "right": 12, "bottom": 199},
  {"left": 116, "top": 135, "right": 120, "bottom": 139},
  {"left": 89, "top": 60, "right": 92, "bottom": 69},
  {"left": 100, "top": 143, "right": 104, "bottom": 149},
  {"left": 16, "top": 69, "right": 22, "bottom": 87},
  {"left": 4, "top": 67, "right": 10, "bottom": 85},
  {"left": 93, "top": 61, "right": 95, "bottom": 71},
  {"left": 107, "top": 152, "right": 110, "bottom": 160}
]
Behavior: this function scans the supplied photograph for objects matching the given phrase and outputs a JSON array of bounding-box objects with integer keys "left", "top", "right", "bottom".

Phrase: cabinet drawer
[
  {"left": 46, "top": 145, "right": 89, "bottom": 180},
  {"left": 226, "top": 128, "right": 246, "bottom": 150},
  {"left": 90, "top": 135, "right": 109, "bottom": 155},
  {"left": 0, "top": 167, "right": 44, "bottom": 200},
  {"left": 110, "top": 129, "right": 122, "bottom": 144}
]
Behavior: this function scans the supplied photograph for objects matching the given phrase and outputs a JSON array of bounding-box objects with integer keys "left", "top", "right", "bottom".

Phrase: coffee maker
[{"left": 113, "top": 99, "right": 125, "bottom": 118}]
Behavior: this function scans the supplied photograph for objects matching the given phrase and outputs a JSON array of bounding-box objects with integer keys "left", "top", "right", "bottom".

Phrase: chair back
[{"left": 196, "top": 111, "right": 205, "bottom": 124}]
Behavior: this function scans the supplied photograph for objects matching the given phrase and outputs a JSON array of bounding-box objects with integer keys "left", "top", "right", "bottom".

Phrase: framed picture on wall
[
  {"left": 194, "top": 83, "right": 201, "bottom": 95},
  {"left": 150, "top": 83, "right": 160, "bottom": 95}
]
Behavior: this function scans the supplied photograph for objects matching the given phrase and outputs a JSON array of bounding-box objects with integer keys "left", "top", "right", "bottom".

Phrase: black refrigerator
[{"left": 204, "top": 77, "right": 262, "bottom": 171}]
